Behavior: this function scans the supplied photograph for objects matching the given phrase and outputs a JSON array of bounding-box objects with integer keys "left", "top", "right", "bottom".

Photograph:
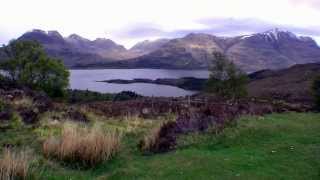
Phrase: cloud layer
[
  {"left": 113, "top": 18, "right": 320, "bottom": 43},
  {"left": 0, "top": 0, "right": 319, "bottom": 47}
]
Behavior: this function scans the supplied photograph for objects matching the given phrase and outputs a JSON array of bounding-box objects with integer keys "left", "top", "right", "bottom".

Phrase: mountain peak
[
  {"left": 20, "top": 29, "right": 65, "bottom": 44},
  {"left": 67, "top": 34, "right": 90, "bottom": 42},
  {"left": 262, "top": 28, "right": 297, "bottom": 40},
  {"left": 93, "top": 38, "right": 113, "bottom": 43},
  {"left": 31, "top": 29, "right": 46, "bottom": 34},
  {"left": 48, "top": 30, "right": 63, "bottom": 39},
  {"left": 93, "top": 38, "right": 119, "bottom": 46},
  {"left": 130, "top": 38, "right": 170, "bottom": 55},
  {"left": 264, "top": 28, "right": 285, "bottom": 34},
  {"left": 185, "top": 33, "right": 215, "bottom": 39}
]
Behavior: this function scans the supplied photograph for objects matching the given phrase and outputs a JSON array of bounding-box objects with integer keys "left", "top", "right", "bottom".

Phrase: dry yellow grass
[
  {"left": 43, "top": 123, "right": 121, "bottom": 167},
  {"left": 0, "top": 149, "right": 31, "bottom": 180},
  {"left": 139, "top": 123, "right": 163, "bottom": 152}
]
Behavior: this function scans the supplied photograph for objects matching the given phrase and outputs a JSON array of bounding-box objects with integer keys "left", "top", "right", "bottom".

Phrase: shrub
[
  {"left": 206, "top": 52, "right": 248, "bottom": 99},
  {"left": 43, "top": 123, "right": 121, "bottom": 168},
  {"left": 0, "top": 40, "right": 69, "bottom": 98},
  {"left": 0, "top": 148, "right": 32, "bottom": 180},
  {"left": 113, "top": 91, "right": 142, "bottom": 101},
  {"left": 312, "top": 75, "right": 320, "bottom": 110}
]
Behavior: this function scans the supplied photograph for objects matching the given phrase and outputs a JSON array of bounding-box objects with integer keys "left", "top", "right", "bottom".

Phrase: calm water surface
[{"left": 70, "top": 69, "right": 209, "bottom": 97}]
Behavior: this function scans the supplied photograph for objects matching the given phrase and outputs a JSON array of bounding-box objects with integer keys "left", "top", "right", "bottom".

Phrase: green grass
[{"left": 0, "top": 112, "right": 319, "bottom": 179}]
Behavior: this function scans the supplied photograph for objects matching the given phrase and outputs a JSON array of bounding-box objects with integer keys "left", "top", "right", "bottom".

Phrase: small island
[{"left": 98, "top": 77, "right": 208, "bottom": 91}]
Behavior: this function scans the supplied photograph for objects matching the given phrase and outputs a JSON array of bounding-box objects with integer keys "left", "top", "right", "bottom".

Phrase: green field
[{"left": 1, "top": 112, "right": 320, "bottom": 179}]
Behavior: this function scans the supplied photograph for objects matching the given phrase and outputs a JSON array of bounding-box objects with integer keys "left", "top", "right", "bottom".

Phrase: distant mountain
[
  {"left": 228, "top": 29, "right": 320, "bottom": 72},
  {"left": 65, "top": 34, "right": 131, "bottom": 60},
  {"left": 124, "top": 29, "right": 320, "bottom": 72},
  {"left": 129, "top": 39, "right": 170, "bottom": 56},
  {"left": 15, "top": 29, "right": 144, "bottom": 67},
  {"left": 3, "top": 28, "right": 320, "bottom": 71},
  {"left": 16, "top": 30, "right": 111, "bottom": 67},
  {"left": 12, "top": 30, "right": 169, "bottom": 67}
]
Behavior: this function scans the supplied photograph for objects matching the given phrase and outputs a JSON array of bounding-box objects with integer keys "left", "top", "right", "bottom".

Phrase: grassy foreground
[{"left": 1, "top": 112, "right": 320, "bottom": 179}]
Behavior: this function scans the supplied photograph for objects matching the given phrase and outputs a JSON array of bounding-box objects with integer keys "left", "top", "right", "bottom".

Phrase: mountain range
[{"left": 2, "top": 28, "right": 320, "bottom": 72}]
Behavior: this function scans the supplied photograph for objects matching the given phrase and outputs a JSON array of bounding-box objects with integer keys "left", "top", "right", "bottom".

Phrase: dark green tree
[
  {"left": 312, "top": 75, "right": 320, "bottom": 110},
  {"left": 206, "top": 52, "right": 248, "bottom": 99},
  {"left": 0, "top": 40, "right": 69, "bottom": 97}
]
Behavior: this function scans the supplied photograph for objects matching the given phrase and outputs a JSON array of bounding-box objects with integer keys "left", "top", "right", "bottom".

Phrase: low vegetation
[
  {"left": 0, "top": 148, "right": 32, "bottom": 180},
  {"left": 113, "top": 91, "right": 142, "bottom": 101},
  {"left": 66, "top": 90, "right": 142, "bottom": 103},
  {"left": 66, "top": 89, "right": 114, "bottom": 103},
  {"left": 0, "top": 111, "right": 318, "bottom": 179},
  {"left": 312, "top": 75, "right": 320, "bottom": 110},
  {"left": 43, "top": 122, "right": 121, "bottom": 168}
]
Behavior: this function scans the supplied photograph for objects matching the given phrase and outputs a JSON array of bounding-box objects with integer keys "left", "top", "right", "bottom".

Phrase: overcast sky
[{"left": 1, "top": 0, "right": 320, "bottom": 48}]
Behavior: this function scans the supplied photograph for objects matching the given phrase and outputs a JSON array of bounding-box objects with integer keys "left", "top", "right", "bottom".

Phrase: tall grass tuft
[
  {"left": 139, "top": 124, "right": 162, "bottom": 152},
  {"left": 139, "top": 121, "right": 177, "bottom": 153},
  {"left": 0, "top": 148, "right": 32, "bottom": 180},
  {"left": 43, "top": 123, "right": 121, "bottom": 168}
]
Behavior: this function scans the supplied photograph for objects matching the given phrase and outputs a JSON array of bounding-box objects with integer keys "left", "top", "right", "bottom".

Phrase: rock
[
  {"left": 0, "top": 103, "right": 13, "bottom": 122},
  {"left": 19, "top": 108, "right": 39, "bottom": 124},
  {"left": 139, "top": 121, "right": 177, "bottom": 153},
  {"left": 0, "top": 109, "right": 13, "bottom": 122}
]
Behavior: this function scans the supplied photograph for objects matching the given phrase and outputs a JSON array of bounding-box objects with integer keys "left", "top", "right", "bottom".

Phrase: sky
[{"left": 0, "top": 0, "right": 320, "bottom": 48}]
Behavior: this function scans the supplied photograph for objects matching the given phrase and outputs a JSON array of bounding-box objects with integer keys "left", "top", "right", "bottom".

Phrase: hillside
[{"left": 248, "top": 63, "right": 320, "bottom": 103}]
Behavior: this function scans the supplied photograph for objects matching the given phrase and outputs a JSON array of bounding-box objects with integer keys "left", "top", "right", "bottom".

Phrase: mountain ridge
[
  {"left": 123, "top": 29, "right": 320, "bottom": 72},
  {"left": 1, "top": 28, "right": 320, "bottom": 72}
]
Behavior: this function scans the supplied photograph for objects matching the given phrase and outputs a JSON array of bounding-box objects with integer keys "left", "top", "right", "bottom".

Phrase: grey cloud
[
  {"left": 196, "top": 18, "right": 320, "bottom": 37},
  {"left": 113, "top": 18, "right": 320, "bottom": 40},
  {"left": 112, "top": 23, "right": 167, "bottom": 38}
]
